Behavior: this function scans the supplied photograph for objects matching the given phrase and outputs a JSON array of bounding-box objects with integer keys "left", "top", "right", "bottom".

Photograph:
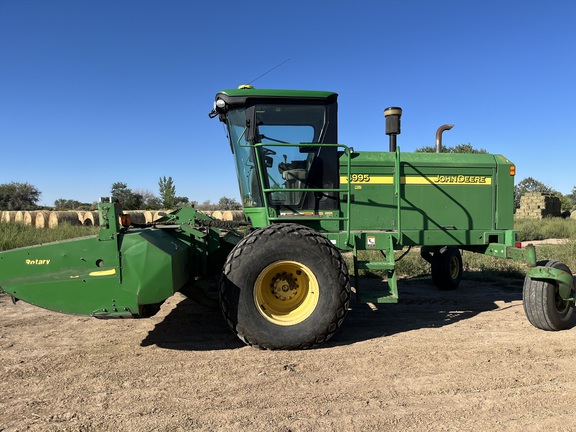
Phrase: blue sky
[{"left": 1, "top": 1, "right": 575, "bottom": 206}]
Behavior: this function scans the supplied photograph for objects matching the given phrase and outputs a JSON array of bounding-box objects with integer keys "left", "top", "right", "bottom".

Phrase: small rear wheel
[
  {"left": 523, "top": 260, "right": 574, "bottom": 331},
  {"left": 431, "top": 247, "right": 463, "bottom": 291},
  {"left": 219, "top": 223, "right": 351, "bottom": 349}
]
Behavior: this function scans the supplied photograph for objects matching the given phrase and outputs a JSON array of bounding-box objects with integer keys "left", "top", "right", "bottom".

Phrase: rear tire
[
  {"left": 523, "top": 260, "right": 574, "bottom": 331},
  {"left": 219, "top": 223, "right": 350, "bottom": 349},
  {"left": 431, "top": 247, "right": 462, "bottom": 290}
]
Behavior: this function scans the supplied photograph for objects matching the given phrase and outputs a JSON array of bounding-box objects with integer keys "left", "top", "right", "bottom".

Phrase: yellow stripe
[
  {"left": 339, "top": 176, "right": 393, "bottom": 184},
  {"left": 89, "top": 269, "right": 116, "bottom": 277},
  {"left": 340, "top": 175, "right": 492, "bottom": 185}
]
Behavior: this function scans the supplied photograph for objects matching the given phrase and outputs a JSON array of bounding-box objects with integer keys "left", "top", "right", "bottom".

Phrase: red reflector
[{"left": 515, "top": 242, "right": 522, "bottom": 248}]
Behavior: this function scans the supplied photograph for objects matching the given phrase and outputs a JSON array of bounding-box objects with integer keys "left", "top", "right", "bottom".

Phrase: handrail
[
  {"left": 394, "top": 146, "right": 402, "bottom": 244},
  {"left": 253, "top": 142, "right": 353, "bottom": 244}
]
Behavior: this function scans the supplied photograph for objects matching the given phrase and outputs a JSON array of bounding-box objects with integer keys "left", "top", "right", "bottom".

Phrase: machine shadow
[
  {"left": 142, "top": 273, "right": 526, "bottom": 351},
  {"left": 325, "top": 274, "right": 525, "bottom": 348},
  {"left": 140, "top": 294, "right": 245, "bottom": 351}
]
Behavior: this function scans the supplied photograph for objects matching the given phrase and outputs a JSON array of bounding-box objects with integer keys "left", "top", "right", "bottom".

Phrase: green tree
[
  {"left": 0, "top": 182, "right": 41, "bottom": 210},
  {"left": 415, "top": 143, "right": 488, "bottom": 154},
  {"left": 111, "top": 182, "right": 143, "bottom": 210},
  {"left": 217, "top": 196, "right": 242, "bottom": 210},
  {"left": 196, "top": 200, "right": 214, "bottom": 211},
  {"left": 158, "top": 176, "right": 176, "bottom": 209},
  {"left": 565, "top": 186, "right": 576, "bottom": 210},
  {"left": 174, "top": 196, "right": 190, "bottom": 207},
  {"left": 54, "top": 198, "right": 84, "bottom": 210},
  {"left": 134, "top": 189, "right": 162, "bottom": 210}
]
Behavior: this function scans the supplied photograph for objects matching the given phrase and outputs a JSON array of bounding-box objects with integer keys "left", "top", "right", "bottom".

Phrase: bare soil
[{"left": 2, "top": 275, "right": 576, "bottom": 431}]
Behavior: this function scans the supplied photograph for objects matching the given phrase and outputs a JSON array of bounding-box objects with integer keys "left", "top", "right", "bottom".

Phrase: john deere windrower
[{"left": 1, "top": 87, "right": 573, "bottom": 349}]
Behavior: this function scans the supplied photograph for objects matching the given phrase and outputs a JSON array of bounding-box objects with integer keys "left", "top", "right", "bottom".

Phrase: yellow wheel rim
[
  {"left": 254, "top": 260, "right": 319, "bottom": 326},
  {"left": 449, "top": 256, "right": 460, "bottom": 279}
]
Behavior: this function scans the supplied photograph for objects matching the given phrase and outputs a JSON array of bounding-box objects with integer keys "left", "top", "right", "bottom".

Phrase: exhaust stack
[{"left": 435, "top": 124, "right": 454, "bottom": 153}]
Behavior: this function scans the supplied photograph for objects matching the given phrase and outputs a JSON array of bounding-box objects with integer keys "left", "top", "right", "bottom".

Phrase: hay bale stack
[
  {"left": 516, "top": 193, "right": 561, "bottom": 218},
  {"left": 48, "top": 211, "right": 82, "bottom": 228},
  {"left": 34, "top": 211, "right": 52, "bottom": 228},
  {"left": 222, "top": 210, "right": 244, "bottom": 221}
]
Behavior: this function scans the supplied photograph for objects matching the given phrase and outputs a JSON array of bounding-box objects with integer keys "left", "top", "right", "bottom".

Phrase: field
[{"left": 1, "top": 219, "right": 576, "bottom": 431}]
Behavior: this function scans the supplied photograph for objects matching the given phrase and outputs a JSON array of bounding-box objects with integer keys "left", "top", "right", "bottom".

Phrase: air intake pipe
[{"left": 384, "top": 107, "right": 402, "bottom": 152}]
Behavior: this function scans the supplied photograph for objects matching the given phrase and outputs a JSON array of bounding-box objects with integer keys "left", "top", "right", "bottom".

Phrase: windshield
[{"left": 226, "top": 103, "right": 328, "bottom": 208}]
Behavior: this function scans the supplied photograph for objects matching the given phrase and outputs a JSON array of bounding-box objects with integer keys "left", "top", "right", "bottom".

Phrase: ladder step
[
  {"left": 355, "top": 260, "right": 395, "bottom": 271},
  {"left": 356, "top": 287, "right": 398, "bottom": 304}
]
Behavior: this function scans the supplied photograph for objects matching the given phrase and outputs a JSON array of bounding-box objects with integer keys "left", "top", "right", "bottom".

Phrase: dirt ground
[{"left": 2, "top": 274, "right": 576, "bottom": 432}]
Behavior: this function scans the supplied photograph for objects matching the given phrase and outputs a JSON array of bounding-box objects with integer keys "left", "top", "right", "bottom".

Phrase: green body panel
[
  {"left": 0, "top": 236, "right": 125, "bottom": 315},
  {"left": 339, "top": 151, "right": 515, "bottom": 246},
  {"left": 0, "top": 229, "right": 190, "bottom": 316}
]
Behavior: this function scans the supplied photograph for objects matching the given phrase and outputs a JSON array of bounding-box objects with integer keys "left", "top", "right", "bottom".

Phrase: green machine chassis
[{"left": 0, "top": 87, "right": 573, "bottom": 350}]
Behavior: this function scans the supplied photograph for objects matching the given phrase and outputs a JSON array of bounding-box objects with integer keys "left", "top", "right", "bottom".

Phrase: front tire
[
  {"left": 523, "top": 260, "right": 574, "bottom": 331},
  {"left": 219, "top": 223, "right": 350, "bottom": 349},
  {"left": 431, "top": 247, "right": 463, "bottom": 290}
]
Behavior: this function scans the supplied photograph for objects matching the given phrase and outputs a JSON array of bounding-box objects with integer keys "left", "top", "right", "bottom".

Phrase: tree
[
  {"left": 54, "top": 199, "right": 84, "bottom": 210},
  {"left": 110, "top": 182, "right": 143, "bottom": 210},
  {"left": 134, "top": 189, "right": 162, "bottom": 210},
  {"left": 415, "top": 143, "right": 488, "bottom": 154},
  {"left": 0, "top": 182, "right": 41, "bottom": 210},
  {"left": 217, "top": 196, "right": 242, "bottom": 210},
  {"left": 158, "top": 176, "right": 176, "bottom": 209},
  {"left": 196, "top": 200, "right": 214, "bottom": 211}
]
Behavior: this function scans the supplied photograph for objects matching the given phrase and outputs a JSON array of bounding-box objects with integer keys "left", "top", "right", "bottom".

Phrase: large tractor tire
[
  {"left": 523, "top": 260, "right": 574, "bottom": 331},
  {"left": 431, "top": 246, "right": 463, "bottom": 291},
  {"left": 219, "top": 223, "right": 351, "bottom": 349}
]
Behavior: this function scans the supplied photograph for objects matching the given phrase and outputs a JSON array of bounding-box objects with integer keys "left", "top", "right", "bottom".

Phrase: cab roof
[{"left": 216, "top": 88, "right": 338, "bottom": 106}]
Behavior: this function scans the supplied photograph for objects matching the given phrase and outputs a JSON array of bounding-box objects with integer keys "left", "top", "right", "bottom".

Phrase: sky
[{"left": 1, "top": 1, "right": 575, "bottom": 206}]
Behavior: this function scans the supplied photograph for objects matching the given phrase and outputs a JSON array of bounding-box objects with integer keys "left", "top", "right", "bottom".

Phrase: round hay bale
[
  {"left": 123, "top": 211, "right": 146, "bottom": 225},
  {"left": 34, "top": 211, "right": 52, "bottom": 228},
  {"left": 48, "top": 211, "right": 82, "bottom": 228},
  {"left": 143, "top": 211, "right": 153, "bottom": 223},
  {"left": 23, "top": 211, "right": 35, "bottom": 225},
  {"left": 14, "top": 211, "right": 24, "bottom": 223},
  {"left": 1, "top": 211, "right": 17, "bottom": 223},
  {"left": 212, "top": 210, "right": 223, "bottom": 220},
  {"left": 153, "top": 211, "right": 167, "bottom": 221},
  {"left": 222, "top": 210, "right": 244, "bottom": 221},
  {"left": 83, "top": 211, "right": 99, "bottom": 226}
]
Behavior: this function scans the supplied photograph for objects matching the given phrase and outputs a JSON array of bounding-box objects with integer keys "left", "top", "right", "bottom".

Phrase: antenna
[{"left": 248, "top": 59, "right": 290, "bottom": 85}]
